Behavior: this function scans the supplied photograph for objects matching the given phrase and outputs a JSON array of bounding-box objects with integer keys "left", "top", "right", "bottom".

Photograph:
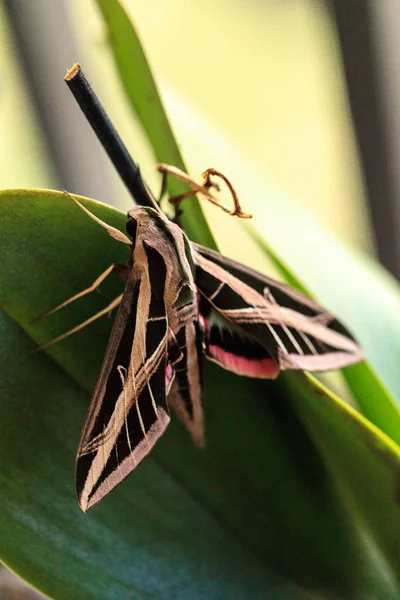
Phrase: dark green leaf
[{"left": 1, "top": 190, "right": 400, "bottom": 598}]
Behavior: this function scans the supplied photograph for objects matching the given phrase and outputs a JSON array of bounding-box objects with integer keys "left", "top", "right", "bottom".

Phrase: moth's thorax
[
  {"left": 126, "top": 206, "right": 197, "bottom": 326},
  {"left": 127, "top": 206, "right": 182, "bottom": 252}
]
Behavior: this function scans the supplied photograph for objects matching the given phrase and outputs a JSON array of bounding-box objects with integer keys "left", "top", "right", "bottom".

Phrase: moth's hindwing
[
  {"left": 193, "top": 243, "right": 363, "bottom": 375},
  {"left": 167, "top": 321, "right": 205, "bottom": 448}
]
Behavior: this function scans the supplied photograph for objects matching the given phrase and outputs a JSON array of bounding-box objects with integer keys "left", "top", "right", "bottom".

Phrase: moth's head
[
  {"left": 126, "top": 205, "right": 195, "bottom": 282},
  {"left": 126, "top": 206, "right": 170, "bottom": 240},
  {"left": 126, "top": 205, "right": 183, "bottom": 246}
]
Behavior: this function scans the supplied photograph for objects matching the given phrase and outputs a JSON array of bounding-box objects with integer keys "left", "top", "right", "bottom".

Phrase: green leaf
[
  {"left": 0, "top": 190, "right": 306, "bottom": 598},
  {"left": 1, "top": 189, "right": 400, "bottom": 598},
  {"left": 2, "top": 315, "right": 306, "bottom": 600},
  {"left": 94, "top": 0, "right": 215, "bottom": 250},
  {"left": 285, "top": 371, "right": 400, "bottom": 597}
]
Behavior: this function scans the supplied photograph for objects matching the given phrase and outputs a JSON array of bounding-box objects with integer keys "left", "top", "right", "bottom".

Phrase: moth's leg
[
  {"left": 168, "top": 189, "right": 197, "bottom": 205},
  {"left": 157, "top": 166, "right": 199, "bottom": 222},
  {"left": 157, "top": 163, "right": 219, "bottom": 193},
  {"left": 33, "top": 294, "right": 123, "bottom": 352},
  {"left": 63, "top": 190, "right": 131, "bottom": 245},
  {"left": 168, "top": 191, "right": 197, "bottom": 225},
  {"left": 32, "top": 264, "right": 128, "bottom": 323}
]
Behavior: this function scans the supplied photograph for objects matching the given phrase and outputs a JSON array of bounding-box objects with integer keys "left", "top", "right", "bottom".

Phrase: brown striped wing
[
  {"left": 76, "top": 206, "right": 202, "bottom": 511},
  {"left": 76, "top": 261, "right": 171, "bottom": 512},
  {"left": 193, "top": 244, "right": 363, "bottom": 375}
]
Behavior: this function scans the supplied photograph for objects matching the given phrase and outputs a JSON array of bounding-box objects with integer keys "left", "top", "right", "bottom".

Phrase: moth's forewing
[
  {"left": 193, "top": 244, "right": 363, "bottom": 374},
  {"left": 76, "top": 271, "right": 170, "bottom": 511},
  {"left": 193, "top": 244, "right": 332, "bottom": 318},
  {"left": 76, "top": 207, "right": 201, "bottom": 511}
]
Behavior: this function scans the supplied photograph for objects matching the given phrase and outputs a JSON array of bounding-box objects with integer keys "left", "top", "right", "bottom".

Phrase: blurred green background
[
  {"left": 1, "top": 0, "right": 400, "bottom": 598},
  {"left": 0, "top": 0, "right": 374, "bottom": 251}
]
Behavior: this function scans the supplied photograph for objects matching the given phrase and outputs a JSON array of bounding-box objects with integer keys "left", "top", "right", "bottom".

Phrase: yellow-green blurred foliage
[{"left": 1, "top": 0, "right": 373, "bottom": 253}]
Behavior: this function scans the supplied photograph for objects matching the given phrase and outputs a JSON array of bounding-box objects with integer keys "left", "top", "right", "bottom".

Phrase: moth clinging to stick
[{"left": 44, "top": 64, "right": 364, "bottom": 511}]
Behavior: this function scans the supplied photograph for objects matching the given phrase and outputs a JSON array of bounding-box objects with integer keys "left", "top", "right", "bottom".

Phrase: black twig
[{"left": 64, "top": 63, "right": 157, "bottom": 210}]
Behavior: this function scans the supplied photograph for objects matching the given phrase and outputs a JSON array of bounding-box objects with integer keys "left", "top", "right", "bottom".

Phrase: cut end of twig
[{"left": 65, "top": 63, "right": 81, "bottom": 81}]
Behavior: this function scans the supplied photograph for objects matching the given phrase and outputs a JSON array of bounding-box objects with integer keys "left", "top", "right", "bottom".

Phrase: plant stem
[{"left": 64, "top": 63, "right": 157, "bottom": 210}]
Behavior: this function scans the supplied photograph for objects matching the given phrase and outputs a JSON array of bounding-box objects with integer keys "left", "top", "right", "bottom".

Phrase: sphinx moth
[{"left": 71, "top": 196, "right": 363, "bottom": 512}]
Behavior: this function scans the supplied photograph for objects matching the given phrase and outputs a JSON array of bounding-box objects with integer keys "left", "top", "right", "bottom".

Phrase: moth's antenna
[
  {"left": 63, "top": 190, "right": 131, "bottom": 245},
  {"left": 65, "top": 63, "right": 158, "bottom": 211},
  {"left": 156, "top": 164, "right": 252, "bottom": 219}
]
